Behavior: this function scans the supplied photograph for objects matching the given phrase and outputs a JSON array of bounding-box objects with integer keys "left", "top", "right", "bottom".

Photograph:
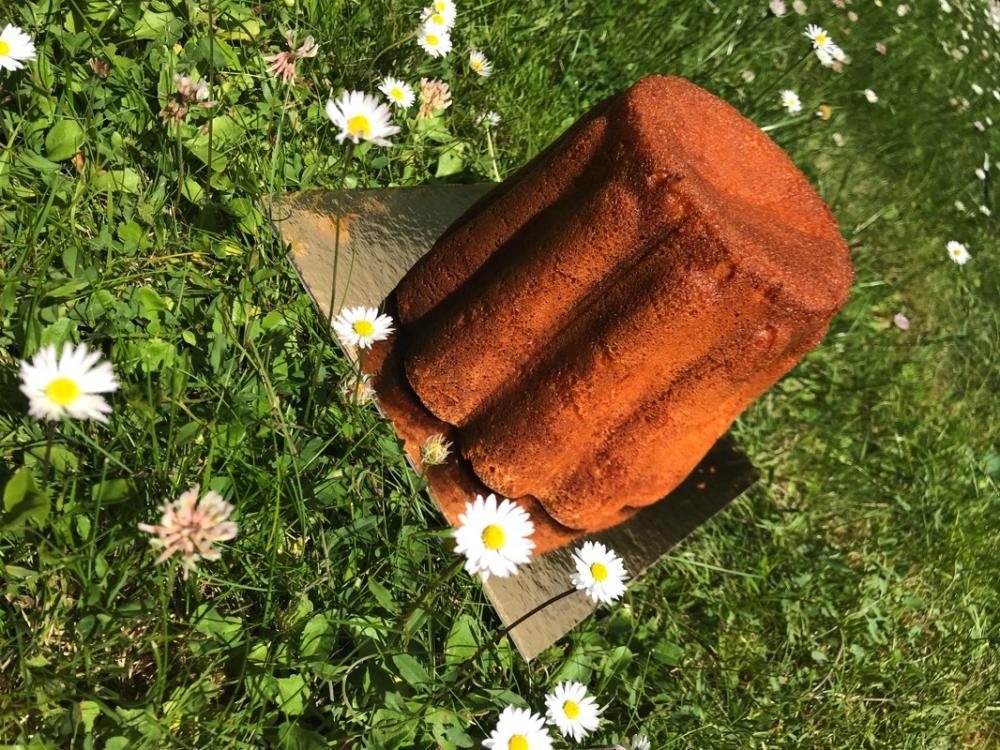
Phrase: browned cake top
[{"left": 624, "top": 75, "right": 852, "bottom": 312}]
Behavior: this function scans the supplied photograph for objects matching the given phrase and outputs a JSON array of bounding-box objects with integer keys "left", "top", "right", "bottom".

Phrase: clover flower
[
  {"left": 139, "top": 486, "right": 237, "bottom": 579},
  {"left": 264, "top": 31, "right": 319, "bottom": 83}
]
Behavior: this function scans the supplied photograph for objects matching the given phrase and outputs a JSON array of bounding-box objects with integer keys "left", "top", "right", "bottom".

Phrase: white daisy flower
[
  {"left": 483, "top": 706, "right": 552, "bottom": 750},
  {"left": 544, "top": 681, "right": 601, "bottom": 742},
  {"left": 378, "top": 76, "right": 415, "bottom": 108},
  {"left": 780, "top": 90, "right": 802, "bottom": 114},
  {"left": 421, "top": 7, "right": 455, "bottom": 32},
  {"left": 631, "top": 736, "right": 651, "bottom": 750},
  {"left": 0, "top": 25, "right": 36, "bottom": 72},
  {"left": 324, "top": 90, "right": 400, "bottom": 147},
  {"left": 332, "top": 306, "right": 395, "bottom": 349},
  {"left": 469, "top": 49, "right": 493, "bottom": 77},
  {"left": 803, "top": 24, "right": 835, "bottom": 53},
  {"left": 417, "top": 27, "right": 452, "bottom": 58},
  {"left": 429, "top": 0, "right": 457, "bottom": 21},
  {"left": 863, "top": 88, "right": 879, "bottom": 103},
  {"left": 815, "top": 47, "right": 834, "bottom": 66},
  {"left": 19, "top": 343, "right": 118, "bottom": 422},
  {"left": 829, "top": 43, "right": 847, "bottom": 63},
  {"left": 571, "top": 541, "right": 628, "bottom": 604},
  {"left": 946, "top": 241, "right": 971, "bottom": 265},
  {"left": 477, "top": 110, "right": 501, "bottom": 126},
  {"left": 454, "top": 493, "right": 534, "bottom": 581}
]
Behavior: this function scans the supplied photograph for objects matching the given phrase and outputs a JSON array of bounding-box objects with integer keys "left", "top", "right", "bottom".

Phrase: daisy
[
  {"left": 0, "top": 24, "right": 35, "bottom": 72},
  {"left": 469, "top": 49, "right": 493, "bottom": 77},
  {"left": 421, "top": 7, "right": 455, "bottom": 33},
  {"left": 378, "top": 76, "right": 415, "bottom": 108},
  {"left": 420, "top": 433, "right": 452, "bottom": 466},
  {"left": 946, "top": 241, "right": 971, "bottom": 265},
  {"left": 454, "top": 493, "right": 534, "bottom": 580},
  {"left": 477, "top": 110, "right": 501, "bottom": 126},
  {"left": 332, "top": 306, "right": 395, "bottom": 349},
  {"left": 325, "top": 90, "right": 400, "bottom": 147},
  {"left": 815, "top": 47, "right": 834, "bottom": 66},
  {"left": 417, "top": 27, "right": 452, "bottom": 58},
  {"left": 429, "top": 0, "right": 457, "bottom": 21},
  {"left": 544, "top": 682, "right": 601, "bottom": 742},
  {"left": 780, "top": 90, "right": 802, "bottom": 114},
  {"left": 803, "top": 24, "right": 835, "bottom": 53},
  {"left": 483, "top": 706, "right": 552, "bottom": 750},
  {"left": 864, "top": 88, "right": 878, "bottom": 103},
  {"left": 139, "top": 485, "right": 237, "bottom": 579},
  {"left": 769, "top": 0, "right": 787, "bottom": 16},
  {"left": 571, "top": 541, "right": 628, "bottom": 604},
  {"left": 342, "top": 372, "right": 375, "bottom": 404},
  {"left": 631, "top": 736, "right": 651, "bottom": 750},
  {"left": 19, "top": 343, "right": 118, "bottom": 422}
]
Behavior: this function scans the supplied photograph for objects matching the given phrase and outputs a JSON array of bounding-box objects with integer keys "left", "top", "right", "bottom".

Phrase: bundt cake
[{"left": 393, "top": 75, "right": 853, "bottom": 531}]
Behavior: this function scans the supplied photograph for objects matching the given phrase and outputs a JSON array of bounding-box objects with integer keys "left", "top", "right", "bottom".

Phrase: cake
[{"left": 392, "top": 75, "right": 853, "bottom": 531}]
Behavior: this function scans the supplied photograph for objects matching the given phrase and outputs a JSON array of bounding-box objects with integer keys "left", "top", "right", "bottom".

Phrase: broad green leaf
[
  {"left": 276, "top": 674, "right": 309, "bottom": 716},
  {"left": 2, "top": 468, "right": 50, "bottom": 530},
  {"left": 45, "top": 120, "right": 86, "bottom": 161}
]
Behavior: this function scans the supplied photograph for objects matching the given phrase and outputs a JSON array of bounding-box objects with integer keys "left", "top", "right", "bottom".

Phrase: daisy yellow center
[
  {"left": 508, "top": 737, "right": 528, "bottom": 750},
  {"left": 816, "top": 33, "right": 827, "bottom": 45},
  {"left": 431, "top": 13, "right": 446, "bottom": 25},
  {"left": 472, "top": 60, "right": 482, "bottom": 70},
  {"left": 390, "top": 87, "right": 404, "bottom": 101},
  {"left": 353, "top": 320, "right": 375, "bottom": 336},
  {"left": 563, "top": 700, "right": 581, "bottom": 719},
  {"left": 481, "top": 524, "right": 506, "bottom": 550},
  {"left": 590, "top": 562, "right": 609, "bottom": 582},
  {"left": 434, "top": 1, "right": 446, "bottom": 10},
  {"left": 45, "top": 377, "right": 81, "bottom": 406},
  {"left": 347, "top": 114, "right": 372, "bottom": 139},
  {"left": 952, "top": 249, "right": 962, "bottom": 256},
  {"left": 426, "top": 33, "right": 439, "bottom": 46},
  {"left": 0, "top": 40, "right": 10, "bottom": 57}
]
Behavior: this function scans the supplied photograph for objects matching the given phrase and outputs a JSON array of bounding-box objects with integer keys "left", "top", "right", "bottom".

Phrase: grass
[{"left": 0, "top": 0, "right": 998, "bottom": 747}]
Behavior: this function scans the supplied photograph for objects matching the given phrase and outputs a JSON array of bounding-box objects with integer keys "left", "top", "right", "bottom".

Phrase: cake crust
[{"left": 393, "top": 75, "right": 853, "bottom": 531}]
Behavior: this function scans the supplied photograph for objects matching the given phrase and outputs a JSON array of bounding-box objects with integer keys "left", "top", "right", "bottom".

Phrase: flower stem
[
  {"left": 485, "top": 127, "right": 501, "bottom": 183},
  {"left": 327, "top": 142, "right": 356, "bottom": 332}
]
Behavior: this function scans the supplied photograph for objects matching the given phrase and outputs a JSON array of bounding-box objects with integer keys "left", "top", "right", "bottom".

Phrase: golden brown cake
[{"left": 393, "top": 75, "right": 853, "bottom": 531}]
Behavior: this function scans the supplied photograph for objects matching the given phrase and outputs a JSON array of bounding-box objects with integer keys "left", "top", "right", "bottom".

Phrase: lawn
[{"left": 0, "top": 0, "right": 998, "bottom": 748}]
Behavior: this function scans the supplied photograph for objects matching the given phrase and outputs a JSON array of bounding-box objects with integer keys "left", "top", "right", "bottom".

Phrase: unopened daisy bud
[
  {"left": 863, "top": 88, "right": 878, "bottom": 103},
  {"left": 420, "top": 433, "right": 452, "bottom": 465},
  {"left": 571, "top": 541, "right": 627, "bottom": 604}
]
